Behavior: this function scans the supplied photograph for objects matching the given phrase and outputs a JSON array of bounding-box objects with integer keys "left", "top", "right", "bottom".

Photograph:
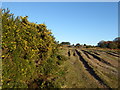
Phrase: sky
[
  {"left": 2, "top": 2, "right": 118, "bottom": 45},
  {"left": 1, "top": 0, "right": 120, "bottom": 2}
]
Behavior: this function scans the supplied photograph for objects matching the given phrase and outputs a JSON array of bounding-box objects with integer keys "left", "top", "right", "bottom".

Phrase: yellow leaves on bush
[
  {"left": 21, "top": 69, "right": 24, "bottom": 71},
  {"left": 2, "top": 55, "right": 5, "bottom": 57},
  {"left": 24, "top": 40, "right": 27, "bottom": 45},
  {"left": 47, "top": 31, "right": 52, "bottom": 35},
  {"left": 40, "top": 24, "right": 45, "bottom": 26},
  {"left": 11, "top": 42, "right": 16, "bottom": 44},
  {"left": 12, "top": 45, "right": 16, "bottom": 50},
  {"left": 16, "top": 29, "right": 20, "bottom": 32},
  {"left": 32, "top": 49, "right": 34, "bottom": 52}
]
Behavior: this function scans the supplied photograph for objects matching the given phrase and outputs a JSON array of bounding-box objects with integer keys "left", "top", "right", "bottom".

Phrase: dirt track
[{"left": 59, "top": 47, "right": 119, "bottom": 88}]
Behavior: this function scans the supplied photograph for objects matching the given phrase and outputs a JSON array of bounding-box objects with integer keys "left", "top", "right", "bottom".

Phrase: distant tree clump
[
  {"left": 97, "top": 37, "right": 120, "bottom": 49},
  {"left": 113, "top": 37, "right": 120, "bottom": 42},
  {"left": 75, "top": 43, "right": 81, "bottom": 48},
  {"left": 75, "top": 43, "right": 80, "bottom": 46},
  {"left": 60, "top": 42, "right": 70, "bottom": 45},
  {"left": 84, "top": 44, "right": 86, "bottom": 46}
]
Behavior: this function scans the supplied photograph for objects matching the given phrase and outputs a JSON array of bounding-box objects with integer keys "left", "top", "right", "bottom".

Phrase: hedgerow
[{"left": 2, "top": 9, "right": 66, "bottom": 88}]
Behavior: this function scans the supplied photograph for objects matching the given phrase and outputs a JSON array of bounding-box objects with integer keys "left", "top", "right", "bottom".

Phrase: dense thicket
[{"left": 2, "top": 9, "right": 66, "bottom": 88}]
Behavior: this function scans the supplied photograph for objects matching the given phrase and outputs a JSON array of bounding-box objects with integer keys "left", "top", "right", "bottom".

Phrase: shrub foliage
[{"left": 2, "top": 9, "right": 65, "bottom": 88}]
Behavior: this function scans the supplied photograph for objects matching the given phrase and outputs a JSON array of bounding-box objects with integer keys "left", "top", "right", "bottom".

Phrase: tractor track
[
  {"left": 81, "top": 50, "right": 117, "bottom": 74},
  {"left": 106, "top": 52, "right": 119, "bottom": 57},
  {"left": 81, "top": 50, "right": 91, "bottom": 59},
  {"left": 75, "top": 49, "right": 110, "bottom": 88},
  {"left": 81, "top": 50, "right": 113, "bottom": 67}
]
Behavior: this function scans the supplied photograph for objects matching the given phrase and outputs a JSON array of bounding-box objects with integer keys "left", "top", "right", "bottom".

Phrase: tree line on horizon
[{"left": 60, "top": 37, "right": 120, "bottom": 49}]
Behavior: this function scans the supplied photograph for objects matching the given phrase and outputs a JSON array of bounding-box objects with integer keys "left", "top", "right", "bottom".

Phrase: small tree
[
  {"left": 84, "top": 44, "right": 86, "bottom": 46},
  {"left": 75, "top": 43, "right": 81, "bottom": 48}
]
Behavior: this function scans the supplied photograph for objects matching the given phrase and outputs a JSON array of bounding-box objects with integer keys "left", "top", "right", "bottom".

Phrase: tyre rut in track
[
  {"left": 75, "top": 49, "right": 110, "bottom": 88},
  {"left": 106, "top": 52, "right": 119, "bottom": 57},
  {"left": 93, "top": 52, "right": 100, "bottom": 55},
  {"left": 82, "top": 50, "right": 118, "bottom": 74},
  {"left": 68, "top": 50, "right": 71, "bottom": 57},
  {"left": 82, "top": 50, "right": 112, "bottom": 67},
  {"left": 81, "top": 50, "right": 91, "bottom": 59}
]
